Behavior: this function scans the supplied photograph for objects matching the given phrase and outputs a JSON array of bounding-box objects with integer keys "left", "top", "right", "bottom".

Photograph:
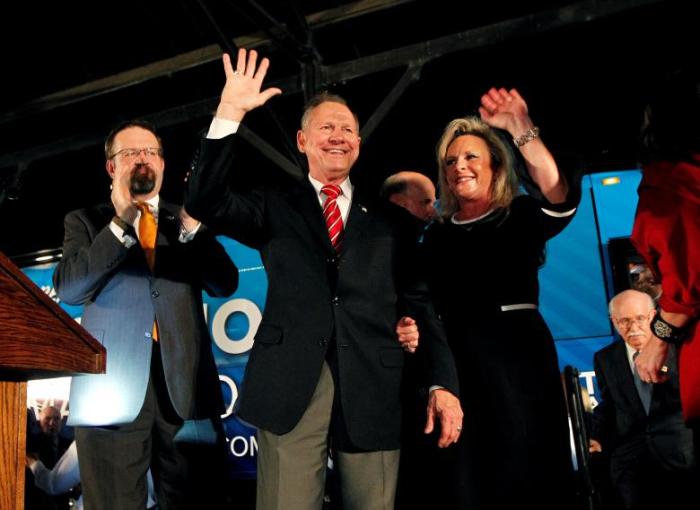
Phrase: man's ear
[
  {"left": 106, "top": 159, "right": 116, "bottom": 179},
  {"left": 389, "top": 194, "right": 407, "bottom": 208},
  {"left": 296, "top": 130, "right": 305, "bottom": 153},
  {"left": 610, "top": 318, "right": 621, "bottom": 337}
]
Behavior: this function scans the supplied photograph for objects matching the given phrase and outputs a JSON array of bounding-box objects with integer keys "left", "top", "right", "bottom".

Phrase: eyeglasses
[
  {"left": 614, "top": 315, "right": 649, "bottom": 329},
  {"left": 110, "top": 147, "right": 163, "bottom": 160}
]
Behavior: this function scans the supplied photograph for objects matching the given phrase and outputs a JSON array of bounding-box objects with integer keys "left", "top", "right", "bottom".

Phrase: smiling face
[
  {"left": 444, "top": 134, "right": 494, "bottom": 207},
  {"left": 297, "top": 101, "right": 360, "bottom": 184}
]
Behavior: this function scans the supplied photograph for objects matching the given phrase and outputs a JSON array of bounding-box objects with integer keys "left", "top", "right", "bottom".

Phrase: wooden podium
[{"left": 0, "top": 251, "right": 105, "bottom": 510}]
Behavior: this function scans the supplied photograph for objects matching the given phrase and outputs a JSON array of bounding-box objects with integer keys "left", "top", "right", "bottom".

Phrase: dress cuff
[
  {"left": 207, "top": 118, "right": 240, "bottom": 139},
  {"left": 109, "top": 220, "right": 137, "bottom": 248}
]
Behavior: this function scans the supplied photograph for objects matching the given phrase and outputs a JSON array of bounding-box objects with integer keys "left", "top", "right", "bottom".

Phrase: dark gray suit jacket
[
  {"left": 592, "top": 340, "right": 695, "bottom": 481},
  {"left": 54, "top": 201, "right": 238, "bottom": 427},
  {"left": 185, "top": 134, "right": 459, "bottom": 451}
]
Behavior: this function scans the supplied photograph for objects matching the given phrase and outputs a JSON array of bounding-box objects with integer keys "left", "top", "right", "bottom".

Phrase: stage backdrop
[{"left": 23, "top": 169, "right": 643, "bottom": 480}]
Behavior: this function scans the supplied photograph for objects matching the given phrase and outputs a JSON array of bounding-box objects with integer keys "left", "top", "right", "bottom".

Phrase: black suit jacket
[
  {"left": 185, "top": 134, "right": 458, "bottom": 451},
  {"left": 592, "top": 340, "right": 694, "bottom": 481},
  {"left": 54, "top": 200, "right": 238, "bottom": 426}
]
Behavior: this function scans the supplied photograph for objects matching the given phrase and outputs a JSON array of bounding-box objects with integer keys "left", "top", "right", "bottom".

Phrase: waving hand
[{"left": 216, "top": 48, "right": 282, "bottom": 122}]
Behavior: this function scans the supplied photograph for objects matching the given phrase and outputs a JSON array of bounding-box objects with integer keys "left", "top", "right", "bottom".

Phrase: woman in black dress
[{"left": 423, "top": 88, "right": 579, "bottom": 509}]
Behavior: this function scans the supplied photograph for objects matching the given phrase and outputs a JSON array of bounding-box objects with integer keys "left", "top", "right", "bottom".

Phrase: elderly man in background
[{"left": 590, "top": 289, "right": 696, "bottom": 510}]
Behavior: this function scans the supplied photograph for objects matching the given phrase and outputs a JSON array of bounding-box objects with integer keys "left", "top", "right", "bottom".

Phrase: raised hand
[
  {"left": 216, "top": 48, "right": 282, "bottom": 122},
  {"left": 478, "top": 87, "right": 532, "bottom": 136},
  {"left": 110, "top": 165, "right": 138, "bottom": 225}
]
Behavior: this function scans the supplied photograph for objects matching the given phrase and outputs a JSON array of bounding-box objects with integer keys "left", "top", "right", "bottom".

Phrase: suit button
[
  {"left": 151, "top": 290, "right": 160, "bottom": 298},
  {"left": 326, "top": 257, "right": 337, "bottom": 264},
  {"left": 332, "top": 296, "right": 339, "bottom": 305},
  {"left": 319, "top": 338, "right": 328, "bottom": 347}
]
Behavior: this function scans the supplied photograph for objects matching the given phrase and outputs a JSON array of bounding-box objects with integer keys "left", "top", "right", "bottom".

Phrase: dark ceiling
[{"left": 0, "top": 0, "right": 694, "bottom": 258}]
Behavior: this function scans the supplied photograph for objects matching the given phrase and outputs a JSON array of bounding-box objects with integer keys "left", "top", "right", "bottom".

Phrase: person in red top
[{"left": 632, "top": 69, "right": 700, "bottom": 435}]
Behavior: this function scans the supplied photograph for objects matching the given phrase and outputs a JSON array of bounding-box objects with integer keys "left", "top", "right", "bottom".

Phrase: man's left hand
[{"left": 425, "top": 388, "right": 463, "bottom": 448}]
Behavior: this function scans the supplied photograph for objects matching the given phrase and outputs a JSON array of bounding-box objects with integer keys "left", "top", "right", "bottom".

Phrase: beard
[{"left": 129, "top": 163, "right": 156, "bottom": 196}]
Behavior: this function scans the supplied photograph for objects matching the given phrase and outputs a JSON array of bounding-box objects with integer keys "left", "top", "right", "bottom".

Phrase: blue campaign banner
[{"left": 207, "top": 237, "right": 265, "bottom": 479}]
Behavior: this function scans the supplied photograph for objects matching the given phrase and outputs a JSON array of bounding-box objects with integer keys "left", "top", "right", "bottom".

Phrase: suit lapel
[
  {"left": 157, "top": 200, "right": 179, "bottom": 247},
  {"left": 343, "top": 197, "right": 371, "bottom": 253},
  {"left": 649, "top": 346, "right": 678, "bottom": 413},
  {"left": 609, "top": 341, "right": 648, "bottom": 418},
  {"left": 292, "top": 182, "right": 336, "bottom": 254}
]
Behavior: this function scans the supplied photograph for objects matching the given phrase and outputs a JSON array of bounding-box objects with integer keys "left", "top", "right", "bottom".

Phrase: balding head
[
  {"left": 609, "top": 289, "right": 656, "bottom": 351},
  {"left": 381, "top": 171, "right": 437, "bottom": 222}
]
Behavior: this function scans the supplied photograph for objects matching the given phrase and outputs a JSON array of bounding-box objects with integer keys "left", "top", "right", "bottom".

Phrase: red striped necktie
[{"left": 322, "top": 185, "right": 344, "bottom": 253}]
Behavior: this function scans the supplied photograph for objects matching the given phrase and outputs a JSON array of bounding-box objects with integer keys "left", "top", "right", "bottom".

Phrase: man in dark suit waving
[
  {"left": 54, "top": 120, "right": 238, "bottom": 509},
  {"left": 590, "top": 289, "right": 696, "bottom": 509},
  {"left": 185, "top": 48, "right": 462, "bottom": 510}
]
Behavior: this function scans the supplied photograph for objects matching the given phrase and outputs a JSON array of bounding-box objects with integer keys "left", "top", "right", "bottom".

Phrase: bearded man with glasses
[{"left": 53, "top": 120, "right": 238, "bottom": 509}]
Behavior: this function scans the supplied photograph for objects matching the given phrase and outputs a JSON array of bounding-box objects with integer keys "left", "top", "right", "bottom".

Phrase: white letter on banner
[
  {"left": 230, "top": 436, "right": 257, "bottom": 457},
  {"left": 250, "top": 434, "right": 258, "bottom": 455},
  {"left": 579, "top": 371, "right": 596, "bottom": 395},
  {"left": 219, "top": 375, "right": 239, "bottom": 419},
  {"left": 212, "top": 298, "right": 261, "bottom": 354}
]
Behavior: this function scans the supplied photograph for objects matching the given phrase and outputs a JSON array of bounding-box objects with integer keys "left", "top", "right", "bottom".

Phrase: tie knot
[
  {"left": 136, "top": 202, "right": 153, "bottom": 215},
  {"left": 322, "top": 185, "right": 342, "bottom": 200},
  {"left": 633, "top": 350, "right": 640, "bottom": 361}
]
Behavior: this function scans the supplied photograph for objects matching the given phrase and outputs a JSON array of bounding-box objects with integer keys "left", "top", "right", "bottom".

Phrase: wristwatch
[{"left": 112, "top": 215, "right": 130, "bottom": 231}]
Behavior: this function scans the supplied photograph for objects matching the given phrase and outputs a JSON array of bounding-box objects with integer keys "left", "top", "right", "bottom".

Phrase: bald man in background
[
  {"left": 380, "top": 171, "right": 438, "bottom": 223},
  {"left": 381, "top": 172, "right": 440, "bottom": 509}
]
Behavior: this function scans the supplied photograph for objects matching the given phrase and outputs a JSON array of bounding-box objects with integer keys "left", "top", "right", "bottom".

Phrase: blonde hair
[{"left": 436, "top": 116, "right": 518, "bottom": 218}]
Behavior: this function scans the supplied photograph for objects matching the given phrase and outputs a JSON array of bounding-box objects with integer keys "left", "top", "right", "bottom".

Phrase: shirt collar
[
  {"left": 624, "top": 341, "right": 638, "bottom": 369},
  {"left": 136, "top": 195, "right": 160, "bottom": 217},
  {"left": 307, "top": 174, "right": 353, "bottom": 200},
  {"left": 143, "top": 195, "right": 160, "bottom": 211}
]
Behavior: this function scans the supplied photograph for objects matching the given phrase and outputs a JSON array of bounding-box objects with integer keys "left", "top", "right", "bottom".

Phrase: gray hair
[{"left": 300, "top": 91, "right": 359, "bottom": 131}]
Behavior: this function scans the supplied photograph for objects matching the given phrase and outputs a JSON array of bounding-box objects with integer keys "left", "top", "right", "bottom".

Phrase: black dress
[{"left": 423, "top": 194, "right": 578, "bottom": 509}]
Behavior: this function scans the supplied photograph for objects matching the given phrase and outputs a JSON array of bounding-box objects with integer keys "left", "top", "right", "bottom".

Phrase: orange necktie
[
  {"left": 136, "top": 203, "right": 159, "bottom": 341},
  {"left": 136, "top": 203, "right": 157, "bottom": 270}
]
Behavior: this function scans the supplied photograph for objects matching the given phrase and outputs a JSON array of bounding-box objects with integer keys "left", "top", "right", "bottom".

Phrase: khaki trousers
[{"left": 256, "top": 361, "right": 400, "bottom": 510}]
